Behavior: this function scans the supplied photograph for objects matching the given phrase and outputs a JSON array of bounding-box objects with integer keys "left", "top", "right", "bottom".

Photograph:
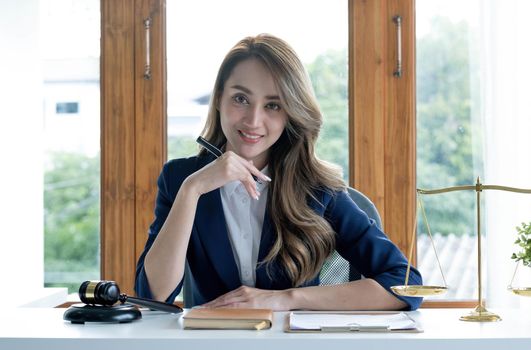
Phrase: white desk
[{"left": 1, "top": 307, "right": 530, "bottom": 350}]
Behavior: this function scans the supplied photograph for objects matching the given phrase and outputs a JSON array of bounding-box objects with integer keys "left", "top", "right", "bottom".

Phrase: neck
[{"left": 252, "top": 156, "right": 268, "bottom": 171}]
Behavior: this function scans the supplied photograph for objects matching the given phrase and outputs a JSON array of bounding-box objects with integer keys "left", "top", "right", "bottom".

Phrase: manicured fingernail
[{"left": 263, "top": 175, "right": 272, "bottom": 182}]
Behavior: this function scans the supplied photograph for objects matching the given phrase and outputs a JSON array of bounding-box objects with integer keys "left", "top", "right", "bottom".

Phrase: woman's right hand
[{"left": 183, "top": 151, "right": 271, "bottom": 200}]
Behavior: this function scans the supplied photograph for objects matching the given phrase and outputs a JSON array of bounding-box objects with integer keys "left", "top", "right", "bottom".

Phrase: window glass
[
  {"left": 56, "top": 102, "right": 80, "bottom": 114},
  {"left": 166, "top": 0, "right": 348, "bottom": 181},
  {"left": 416, "top": 1, "right": 481, "bottom": 300},
  {"left": 41, "top": 0, "right": 101, "bottom": 293},
  {"left": 417, "top": 1, "right": 531, "bottom": 308}
]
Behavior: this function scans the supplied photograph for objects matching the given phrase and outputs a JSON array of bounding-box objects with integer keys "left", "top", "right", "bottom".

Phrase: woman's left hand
[{"left": 201, "top": 286, "right": 294, "bottom": 311}]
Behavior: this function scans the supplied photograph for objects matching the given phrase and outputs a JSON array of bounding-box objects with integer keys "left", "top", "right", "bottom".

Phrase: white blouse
[{"left": 220, "top": 167, "right": 270, "bottom": 287}]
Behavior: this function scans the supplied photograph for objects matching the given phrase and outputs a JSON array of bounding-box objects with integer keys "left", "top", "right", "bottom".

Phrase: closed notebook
[{"left": 183, "top": 308, "right": 273, "bottom": 330}]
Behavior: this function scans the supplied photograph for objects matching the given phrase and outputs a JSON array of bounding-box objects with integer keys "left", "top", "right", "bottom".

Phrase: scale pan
[
  {"left": 508, "top": 287, "right": 531, "bottom": 297},
  {"left": 391, "top": 285, "right": 448, "bottom": 297}
]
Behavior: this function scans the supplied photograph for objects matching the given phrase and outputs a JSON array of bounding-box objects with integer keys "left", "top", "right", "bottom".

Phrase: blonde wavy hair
[{"left": 199, "top": 34, "right": 346, "bottom": 286}]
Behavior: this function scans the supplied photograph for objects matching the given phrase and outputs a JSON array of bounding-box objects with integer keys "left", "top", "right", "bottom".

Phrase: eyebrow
[{"left": 229, "top": 84, "right": 280, "bottom": 100}]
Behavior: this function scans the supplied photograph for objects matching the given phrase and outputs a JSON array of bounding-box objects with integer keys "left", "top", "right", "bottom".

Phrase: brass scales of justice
[{"left": 390, "top": 177, "right": 531, "bottom": 322}]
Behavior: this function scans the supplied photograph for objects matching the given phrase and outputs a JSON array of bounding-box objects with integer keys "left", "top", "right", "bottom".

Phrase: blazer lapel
[{"left": 194, "top": 160, "right": 241, "bottom": 292}]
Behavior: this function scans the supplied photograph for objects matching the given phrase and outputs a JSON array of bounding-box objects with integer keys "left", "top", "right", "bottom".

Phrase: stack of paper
[{"left": 288, "top": 311, "right": 420, "bottom": 332}]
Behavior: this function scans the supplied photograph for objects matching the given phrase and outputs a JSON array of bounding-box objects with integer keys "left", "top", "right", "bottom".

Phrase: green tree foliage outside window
[
  {"left": 417, "top": 17, "right": 481, "bottom": 236},
  {"left": 307, "top": 49, "right": 349, "bottom": 182},
  {"left": 44, "top": 152, "right": 100, "bottom": 293},
  {"left": 168, "top": 134, "right": 198, "bottom": 161}
]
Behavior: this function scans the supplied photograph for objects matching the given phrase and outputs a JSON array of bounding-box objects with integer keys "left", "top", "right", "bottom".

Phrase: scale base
[
  {"left": 460, "top": 305, "right": 501, "bottom": 322},
  {"left": 63, "top": 303, "right": 142, "bottom": 324}
]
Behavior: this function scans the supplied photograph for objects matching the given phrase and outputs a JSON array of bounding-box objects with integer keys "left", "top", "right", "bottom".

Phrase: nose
[{"left": 243, "top": 105, "right": 264, "bottom": 128}]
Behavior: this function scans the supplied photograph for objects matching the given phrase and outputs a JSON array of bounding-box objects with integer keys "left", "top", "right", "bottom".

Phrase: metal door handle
[
  {"left": 143, "top": 17, "right": 152, "bottom": 80},
  {"left": 393, "top": 15, "right": 402, "bottom": 78}
]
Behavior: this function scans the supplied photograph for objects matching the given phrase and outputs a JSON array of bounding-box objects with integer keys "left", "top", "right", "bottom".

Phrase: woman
[{"left": 135, "top": 34, "right": 422, "bottom": 311}]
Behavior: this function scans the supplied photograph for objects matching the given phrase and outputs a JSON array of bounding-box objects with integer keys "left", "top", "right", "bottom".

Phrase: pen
[
  {"left": 196, "top": 136, "right": 223, "bottom": 158},
  {"left": 196, "top": 136, "right": 262, "bottom": 183}
]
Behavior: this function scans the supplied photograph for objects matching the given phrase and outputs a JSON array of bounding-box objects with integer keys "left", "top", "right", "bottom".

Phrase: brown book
[{"left": 183, "top": 308, "right": 273, "bottom": 330}]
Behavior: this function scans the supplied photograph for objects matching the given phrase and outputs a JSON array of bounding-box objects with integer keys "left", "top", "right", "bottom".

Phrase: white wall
[
  {"left": 0, "top": 0, "right": 46, "bottom": 305},
  {"left": 480, "top": 0, "right": 531, "bottom": 309}
]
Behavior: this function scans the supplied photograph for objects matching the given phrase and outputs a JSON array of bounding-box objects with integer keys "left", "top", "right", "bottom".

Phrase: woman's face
[{"left": 219, "top": 58, "right": 288, "bottom": 170}]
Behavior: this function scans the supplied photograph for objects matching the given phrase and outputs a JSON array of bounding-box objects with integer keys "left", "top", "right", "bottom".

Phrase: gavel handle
[{"left": 120, "top": 294, "right": 183, "bottom": 314}]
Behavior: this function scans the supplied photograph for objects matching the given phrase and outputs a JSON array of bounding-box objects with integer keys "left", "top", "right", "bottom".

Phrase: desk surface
[{"left": 1, "top": 307, "right": 530, "bottom": 350}]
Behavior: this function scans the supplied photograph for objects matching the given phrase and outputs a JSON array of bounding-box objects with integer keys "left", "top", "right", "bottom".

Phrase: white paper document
[{"left": 289, "top": 312, "right": 417, "bottom": 332}]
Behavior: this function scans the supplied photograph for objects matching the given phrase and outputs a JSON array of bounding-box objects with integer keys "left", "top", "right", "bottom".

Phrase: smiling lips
[{"left": 238, "top": 130, "right": 263, "bottom": 143}]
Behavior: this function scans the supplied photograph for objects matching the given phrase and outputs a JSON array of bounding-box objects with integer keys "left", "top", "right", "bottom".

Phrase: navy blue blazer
[{"left": 135, "top": 155, "right": 423, "bottom": 310}]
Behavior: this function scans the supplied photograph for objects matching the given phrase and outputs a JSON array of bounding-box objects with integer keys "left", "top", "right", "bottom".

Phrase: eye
[
  {"left": 232, "top": 94, "right": 249, "bottom": 105},
  {"left": 265, "top": 102, "right": 281, "bottom": 111}
]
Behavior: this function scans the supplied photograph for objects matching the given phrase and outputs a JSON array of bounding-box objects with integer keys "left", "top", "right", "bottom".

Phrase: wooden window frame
[
  {"left": 101, "top": 0, "right": 166, "bottom": 294},
  {"left": 101, "top": 0, "right": 472, "bottom": 307},
  {"left": 350, "top": 0, "right": 474, "bottom": 308}
]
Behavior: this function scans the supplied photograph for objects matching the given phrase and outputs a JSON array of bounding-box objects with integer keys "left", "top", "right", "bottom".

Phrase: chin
[
  {"left": 238, "top": 151, "right": 261, "bottom": 161},
  {"left": 237, "top": 147, "right": 266, "bottom": 161}
]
